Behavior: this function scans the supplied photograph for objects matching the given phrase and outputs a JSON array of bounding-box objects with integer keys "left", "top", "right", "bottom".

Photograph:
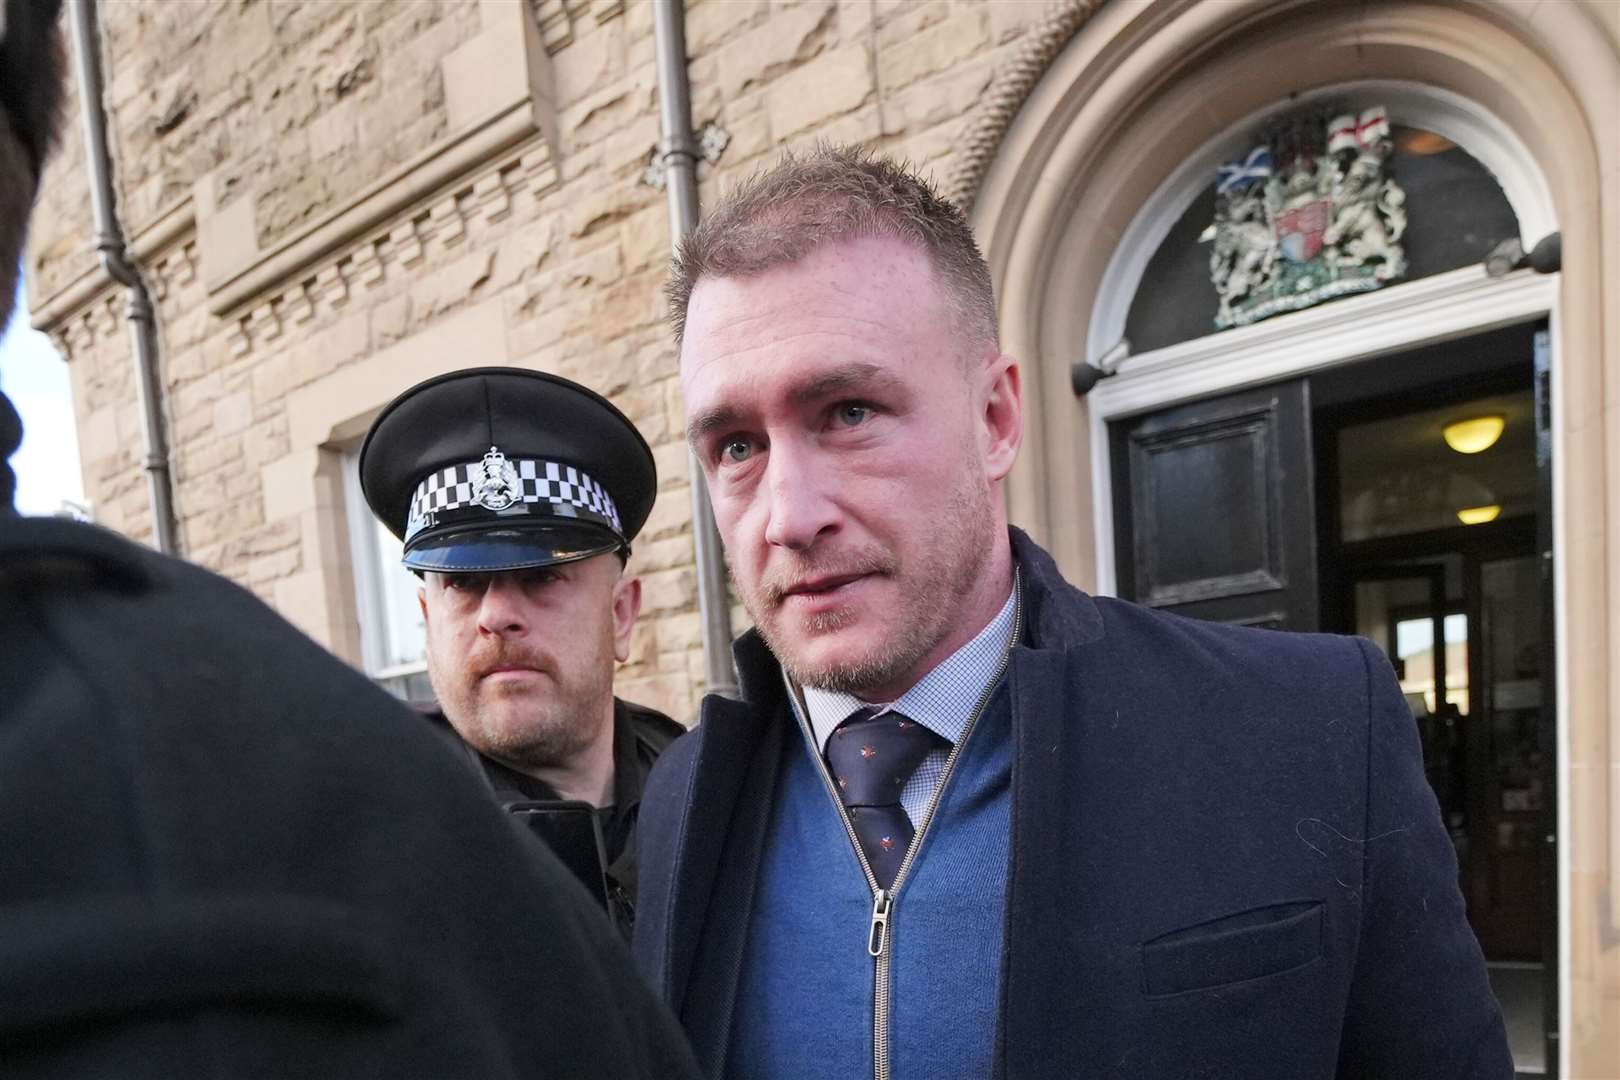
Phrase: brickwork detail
[{"left": 218, "top": 148, "right": 562, "bottom": 361}]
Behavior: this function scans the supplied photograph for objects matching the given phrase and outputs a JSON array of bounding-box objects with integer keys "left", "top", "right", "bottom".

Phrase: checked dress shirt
[{"left": 797, "top": 577, "right": 1019, "bottom": 829}]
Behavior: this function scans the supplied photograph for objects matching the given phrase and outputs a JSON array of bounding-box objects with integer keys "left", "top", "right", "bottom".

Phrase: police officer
[{"left": 360, "top": 367, "right": 682, "bottom": 934}]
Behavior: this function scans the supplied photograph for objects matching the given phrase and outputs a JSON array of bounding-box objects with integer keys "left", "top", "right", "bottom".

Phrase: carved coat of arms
[
  {"left": 473, "top": 446, "right": 522, "bottom": 511},
  {"left": 1202, "top": 106, "right": 1408, "bottom": 329}
]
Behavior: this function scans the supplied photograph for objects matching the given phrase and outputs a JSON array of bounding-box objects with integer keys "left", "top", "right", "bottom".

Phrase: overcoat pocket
[{"left": 1140, "top": 899, "right": 1323, "bottom": 997}]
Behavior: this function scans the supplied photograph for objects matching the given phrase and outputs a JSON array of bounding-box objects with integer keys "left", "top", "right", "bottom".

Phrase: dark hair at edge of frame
[
  {"left": 0, "top": 0, "right": 68, "bottom": 182},
  {"left": 666, "top": 143, "right": 999, "bottom": 352},
  {"left": 0, "top": 0, "right": 69, "bottom": 325}
]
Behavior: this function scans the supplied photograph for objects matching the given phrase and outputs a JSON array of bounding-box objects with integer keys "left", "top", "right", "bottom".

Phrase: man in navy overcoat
[{"left": 633, "top": 146, "right": 1512, "bottom": 1079}]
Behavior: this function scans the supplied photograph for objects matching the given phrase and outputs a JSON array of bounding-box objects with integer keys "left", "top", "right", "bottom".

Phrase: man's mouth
[
  {"left": 779, "top": 572, "right": 871, "bottom": 603},
  {"left": 477, "top": 662, "right": 547, "bottom": 681}
]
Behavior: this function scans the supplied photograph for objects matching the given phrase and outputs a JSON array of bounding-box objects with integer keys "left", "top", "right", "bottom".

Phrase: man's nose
[
  {"left": 476, "top": 578, "right": 530, "bottom": 636},
  {"left": 761, "top": 444, "right": 839, "bottom": 551}
]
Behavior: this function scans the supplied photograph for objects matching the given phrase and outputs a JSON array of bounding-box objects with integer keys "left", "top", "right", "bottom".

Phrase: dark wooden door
[
  {"left": 1471, "top": 547, "right": 1547, "bottom": 962},
  {"left": 1111, "top": 380, "right": 1318, "bottom": 630}
]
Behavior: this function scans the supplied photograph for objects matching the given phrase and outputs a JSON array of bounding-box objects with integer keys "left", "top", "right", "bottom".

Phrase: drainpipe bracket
[{"left": 641, "top": 120, "right": 731, "bottom": 190}]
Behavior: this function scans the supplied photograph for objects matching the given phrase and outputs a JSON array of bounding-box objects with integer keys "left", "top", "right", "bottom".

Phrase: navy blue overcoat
[{"left": 635, "top": 530, "right": 1512, "bottom": 1079}]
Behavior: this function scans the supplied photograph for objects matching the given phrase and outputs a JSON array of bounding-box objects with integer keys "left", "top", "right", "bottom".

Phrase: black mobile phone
[{"left": 505, "top": 800, "right": 611, "bottom": 910}]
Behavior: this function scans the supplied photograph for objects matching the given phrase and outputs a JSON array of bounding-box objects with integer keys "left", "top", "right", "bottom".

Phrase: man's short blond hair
[{"left": 668, "top": 144, "right": 999, "bottom": 352}]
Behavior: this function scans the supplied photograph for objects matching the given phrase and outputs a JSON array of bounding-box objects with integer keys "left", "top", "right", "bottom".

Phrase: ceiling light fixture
[
  {"left": 1397, "top": 130, "right": 1456, "bottom": 156},
  {"left": 1457, "top": 504, "right": 1502, "bottom": 526},
  {"left": 1443, "top": 414, "right": 1506, "bottom": 454}
]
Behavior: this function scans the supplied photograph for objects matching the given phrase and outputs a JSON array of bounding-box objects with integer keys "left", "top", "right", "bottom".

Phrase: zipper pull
[{"left": 868, "top": 890, "right": 892, "bottom": 957}]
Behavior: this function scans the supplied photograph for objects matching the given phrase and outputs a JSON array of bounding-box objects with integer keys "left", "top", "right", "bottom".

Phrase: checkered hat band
[{"left": 406, "top": 457, "right": 622, "bottom": 542}]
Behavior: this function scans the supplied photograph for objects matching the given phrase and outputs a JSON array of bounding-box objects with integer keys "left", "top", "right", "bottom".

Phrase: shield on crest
[
  {"left": 1276, "top": 200, "right": 1330, "bottom": 263},
  {"left": 1203, "top": 104, "right": 1407, "bottom": 329}
]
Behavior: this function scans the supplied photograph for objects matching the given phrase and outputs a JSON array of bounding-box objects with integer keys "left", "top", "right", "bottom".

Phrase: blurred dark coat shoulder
[{"left": 0, "top": 517, "right": 700, "bottom": 1079}]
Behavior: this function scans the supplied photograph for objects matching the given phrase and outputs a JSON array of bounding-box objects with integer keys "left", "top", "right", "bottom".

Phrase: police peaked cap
[{"left": 360, "top": 368, "right": 655, "bottom": 574}]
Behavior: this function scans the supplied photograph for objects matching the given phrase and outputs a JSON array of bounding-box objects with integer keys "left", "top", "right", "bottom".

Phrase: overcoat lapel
[
  {"left": 658, "top": 632, "right": 786, "bottom": 1047},
  {"left": 680, "top": 711, "right": 783, "bottom": 1076},
  {"left": 997, "top": 530, "right": 1106, "bottom": 1079}
]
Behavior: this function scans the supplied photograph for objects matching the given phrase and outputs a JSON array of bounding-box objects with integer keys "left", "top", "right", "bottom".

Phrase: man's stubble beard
[
  {"left": 740, "top": 458, "right": 998, "bottom": 696},
  {"left": 427, "top": 635, "right": 616, "bottom": 775}
]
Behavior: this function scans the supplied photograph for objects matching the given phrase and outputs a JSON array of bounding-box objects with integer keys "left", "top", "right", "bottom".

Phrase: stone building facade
[
  {"left": 25, "top": 0, "right": 1620, "bottom": 1073},
  {"left": 29, "top": 0, "right": 1034, "bottom": 717}
]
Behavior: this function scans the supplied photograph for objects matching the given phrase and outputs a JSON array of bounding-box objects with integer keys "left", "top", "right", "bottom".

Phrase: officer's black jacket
[
  {"left": 0, "top": 515, "right": 701, "bottom": 1079},
  {"left": 424, "top": 696, "right": 684, "bottom": 929}
]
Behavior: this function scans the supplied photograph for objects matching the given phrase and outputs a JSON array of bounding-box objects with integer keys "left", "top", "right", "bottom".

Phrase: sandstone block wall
[{"left": 28, "top": 0, "right": 1049, "bottom": 721}]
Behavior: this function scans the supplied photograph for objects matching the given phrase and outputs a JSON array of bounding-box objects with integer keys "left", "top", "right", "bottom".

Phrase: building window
[{"left": 343, "top": 449, "right": 432, "bottom": 702}]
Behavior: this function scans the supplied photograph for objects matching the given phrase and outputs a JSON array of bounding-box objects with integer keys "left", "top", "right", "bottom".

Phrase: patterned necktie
[{"left": 825, "top": 709, "right": 946, "bottom": 890}]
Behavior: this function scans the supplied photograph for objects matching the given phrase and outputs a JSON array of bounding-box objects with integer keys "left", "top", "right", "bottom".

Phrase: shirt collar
[{"left": 798, "top": 576, "right": 1019, "bottom": 753}]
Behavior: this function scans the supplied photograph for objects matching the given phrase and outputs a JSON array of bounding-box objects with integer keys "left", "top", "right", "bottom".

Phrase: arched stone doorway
[{"left": 968, "top": 1, "right": 1620, "bottom": 1074}]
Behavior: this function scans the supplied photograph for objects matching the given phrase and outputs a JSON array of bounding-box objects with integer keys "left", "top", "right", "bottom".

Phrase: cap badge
[{"left": 473, "top": 445, "right": 522, "bottom": 511}]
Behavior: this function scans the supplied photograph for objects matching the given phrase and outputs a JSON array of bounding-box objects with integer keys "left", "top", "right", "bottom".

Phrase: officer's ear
[{"left": 610, "top": 573, "right": 641, "bottom": 663}]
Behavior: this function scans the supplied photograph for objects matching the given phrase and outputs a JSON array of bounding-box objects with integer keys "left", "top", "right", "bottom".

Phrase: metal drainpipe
[
  {"left": 69, "top": 0, "right": 177, "bottom": 555},
  {"left": 652, "top": 0, "right": 738, "bottom": 700}
]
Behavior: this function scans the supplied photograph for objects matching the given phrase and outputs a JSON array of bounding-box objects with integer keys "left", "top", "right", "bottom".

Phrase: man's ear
[
  {"left": 980, "top": 353, "right": 1024, "bottom": 483},
  {"left": 611, "top": 574, "right": 642, "bottom": 663}
]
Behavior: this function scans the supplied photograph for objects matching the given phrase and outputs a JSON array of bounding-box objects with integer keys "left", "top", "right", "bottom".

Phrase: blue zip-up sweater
[
  {"left": 635, "top": 529, "right": 1513, "bottom": 1080},
  {"left": 729, "top": 681, "right": 1013, "bottom": 1080}
]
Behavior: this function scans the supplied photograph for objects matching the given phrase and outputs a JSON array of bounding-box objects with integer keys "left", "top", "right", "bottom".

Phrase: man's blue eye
[
  {"left": 836, "top": 403, "right": 871, "bottom": 426},
  {"left": 721, "top": 438, "right": 754, "bottom": 463}
]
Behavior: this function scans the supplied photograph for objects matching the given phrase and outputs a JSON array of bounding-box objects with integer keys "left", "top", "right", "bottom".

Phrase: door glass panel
[
  {"left": 1394, "top": 612, "right": 1469, "bottom": 716},
  {"left": 1338, "top": 390, "right": 1535, "bottom": 542},
  {"left": 1352, "top": 570, "right": 1466, "bottom": 858},
  {"left": 1482, "top": 556, "right": 1545, "bottom": 819}
]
